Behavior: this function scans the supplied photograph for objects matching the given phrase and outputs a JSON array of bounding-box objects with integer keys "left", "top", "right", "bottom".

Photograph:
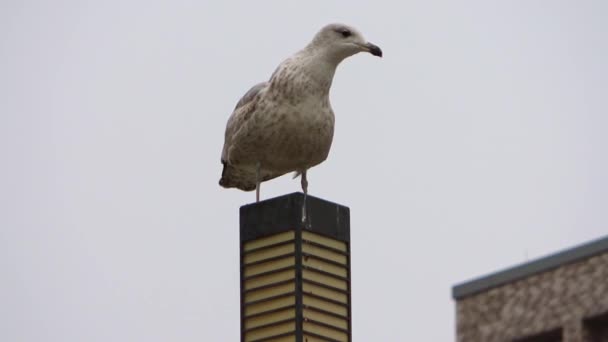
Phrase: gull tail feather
[
  {"left": 219, "top": 162, "right": 256, "bottom": 191},
  {"left": 220, "top": 161, "right": 285, "bottom": 191}
]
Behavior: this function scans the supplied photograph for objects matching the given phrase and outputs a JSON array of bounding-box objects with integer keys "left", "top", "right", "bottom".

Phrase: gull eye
[{"left": 340, "top": 29, "right": 351, "bottom": 38}]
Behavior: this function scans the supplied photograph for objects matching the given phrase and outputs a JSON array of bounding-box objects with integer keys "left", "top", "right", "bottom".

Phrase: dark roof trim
[{"left": 452, "top": 234, "right": 608, "bottom": 300}]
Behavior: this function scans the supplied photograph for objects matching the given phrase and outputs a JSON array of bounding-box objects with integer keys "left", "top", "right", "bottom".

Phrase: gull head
[{"left": 308, "top": 23, "right": 382, "bottom": 63}]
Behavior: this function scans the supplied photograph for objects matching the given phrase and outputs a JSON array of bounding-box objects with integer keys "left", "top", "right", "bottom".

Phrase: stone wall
[{"left": 456, "top": 252, "right": 608, "bottom": 341}]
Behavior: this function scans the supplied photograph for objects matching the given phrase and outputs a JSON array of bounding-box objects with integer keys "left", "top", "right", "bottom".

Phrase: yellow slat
[
  {"left": 245, "top": 282, "right": 295, "bottom": 303},
  {"left": 245, "top": 269, "right": 295, "bottom": 291},
  {"left": 303, "top": 308, "right": 348, "bottom": 330},
  {"left": 245, "top": 321, "right": 294, "bottom": 342},
  {"left": 244, "top": 257, "right": 295, "bottom": 277},
  {"left": 302, "top": 270, "right": 347, "bottom": 291},
  {"left": 244, "top": 243, "right": 295, "bottom": 264},
  {"left": 303, "top": 321, "right": 348, "bottom": 341},
  {"left": 303, "top": 295, "right": 347, "bottom": 317},
  {"left": 244, "top": 308, "right": 295, "bottom": 330},
  {"left": 265, "top": 335, "right": 296, "bottom": 342},
  {"left": 303, "top": 282, "right": 347, "bottom": 304},
  {"left": 302, "top": 231, "right": 346, "bottom": 252},
  {"left": 302, "top": 243, "right": 347, "bottom": 265},
  {"left": 304, "top": 335, "right": 338, "bottom": 342},
  {"left": 245, "top": 296, "right": 294, "bottom": 317},
  {"left": 303, "top": 257, "right": 347, "bottom": 278},
  {"left": 244, "top": 231, "right": 295, "bottom": 252}
]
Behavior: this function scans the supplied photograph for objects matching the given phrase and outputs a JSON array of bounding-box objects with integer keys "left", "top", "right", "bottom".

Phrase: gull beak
[{"left": 364, "top": 42, "right": 383, "bottom": 57}]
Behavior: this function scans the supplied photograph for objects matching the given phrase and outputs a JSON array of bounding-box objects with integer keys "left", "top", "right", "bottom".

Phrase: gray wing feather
[
  {"left": 221, "top": 82, "right": 268, "bottom": 163},
  {"left": 234, "top": 82, "right": 267, "bottom": 110}
]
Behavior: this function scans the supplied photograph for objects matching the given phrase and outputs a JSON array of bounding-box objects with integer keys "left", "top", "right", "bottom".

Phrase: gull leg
[
  {"left": 301, "top": 170, "right": 308, "bottom": 195},
  {"left": 255, "top": 162, "right": 261, "bottom": 203},
  {"left": 301, "top": 169, "right": 308, "bottom": 225}
]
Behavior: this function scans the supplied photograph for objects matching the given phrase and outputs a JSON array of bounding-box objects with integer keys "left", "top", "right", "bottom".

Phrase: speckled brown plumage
[{"left": 219, "top": 23, "right": 382, "bottom": 198}]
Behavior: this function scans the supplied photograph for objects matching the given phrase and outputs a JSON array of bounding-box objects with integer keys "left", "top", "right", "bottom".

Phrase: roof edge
[{"left": 452, "top": 234, "right": 608, "bottom": 300}]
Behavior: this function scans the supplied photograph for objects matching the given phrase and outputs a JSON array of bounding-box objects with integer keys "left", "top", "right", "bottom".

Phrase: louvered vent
[
  {"left": 301, "top": 231, "right": 350, "bottom": 342},
  {"left": 243, "top": 231, "right": 297, "bottom": 341},
  {"left": 239, "top": 193, "right": 351, "bottom": 342}
]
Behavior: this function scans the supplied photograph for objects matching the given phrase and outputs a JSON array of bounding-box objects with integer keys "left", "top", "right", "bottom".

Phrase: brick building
[{"left": 452, "top": 235, "right": 608, "bottom": 342}]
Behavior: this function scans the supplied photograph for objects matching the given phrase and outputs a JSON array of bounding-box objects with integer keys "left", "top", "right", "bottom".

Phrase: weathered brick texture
[{"left": 456, "top": 252, "right": 608, "bottom": 342}]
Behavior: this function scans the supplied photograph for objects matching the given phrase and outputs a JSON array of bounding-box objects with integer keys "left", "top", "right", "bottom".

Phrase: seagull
[{"left": 219, "top": 23, "right": 382, "bottom": 202}]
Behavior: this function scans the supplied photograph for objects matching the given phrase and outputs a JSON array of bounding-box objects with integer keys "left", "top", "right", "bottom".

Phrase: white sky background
[{"left": 1, "top": 0, "right": 607, "bottom": 340}]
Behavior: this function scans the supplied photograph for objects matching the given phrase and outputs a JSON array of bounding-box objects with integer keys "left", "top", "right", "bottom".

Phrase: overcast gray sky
[{"left": 2, "top": 0, "right": 607, "bottom": 341}]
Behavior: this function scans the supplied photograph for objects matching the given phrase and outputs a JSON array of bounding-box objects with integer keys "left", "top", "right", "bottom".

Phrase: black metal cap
[{"left": 240, "top": 192, "right": 350, "bottom": 243}]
